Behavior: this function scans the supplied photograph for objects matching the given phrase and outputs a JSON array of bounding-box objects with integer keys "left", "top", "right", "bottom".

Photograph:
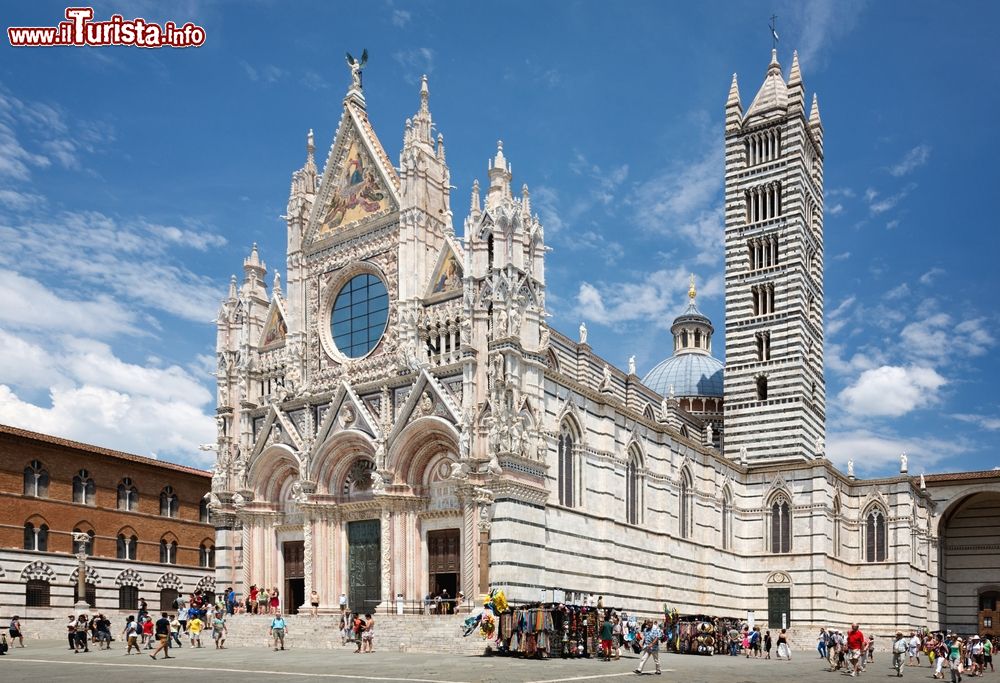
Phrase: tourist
[
  {"left": 817, "top": 627, "right": 828, "bottom": 660},
  {"left": 142, "top": 615, "right": 155, "bottom": 648},
  {"left": 600, "top": 612, "right": 613, "bottom": 661},
  {"left": 310, "top": 590, "right": 320, "bottom": 617},
  {"left": 892, "top": 631, "right": 907, "bottom": 677},
  {"left": 66, "top": 615, "right": 77, "bottom": 650},
  {"left": 612, "top": 614, "right": 623, "bottom": 660},
  {"left": 138, "top": 597, "right": 148, "bottom": 623},
  {"left": 867, "top": 633, "right": 875, "bottom": 664},
  {"left": 340, "top": 610, "right": 352, "bottom": 646},
  {"left": 353, "top": 613, "right": 364, "bottom": 653},
  {"left": 225, "top": 587, "right": 237, "bottom": 616},
  {"left": 123, "top": 615, "right": 141, "bottom": 655},
  {"left": 270, "top": 586, "right": 280, "bottom": 615},
  {"left": 257, "top": 584, "right": 269, "bottom": 614},
  {"left": 776, "top": 628, "right": 790, "bottom": 660},
  {"left": 634, "top": 620, "right": 662, "bottom": 676},
  {"left": 248, "top": 584, "right": 259, "bottom": 614},
  {"left": 169, "top": 614, "right": 183, "bottom": 648},
  {"left": 188, "top": 613, "right": 204, "bottom": 647},
  {"left": 984, "top": 635, "right": 994, "bottom": 672},
  {"left": 971, "top": 635, "right": 984, "bottom": 677},
  {"left": 95, "top": 614, "right": 112, "bottom": 649},
  {"left": 362, "top": 613, "right": 375, "bottom": 653},
  {"left": 764, "top": 630, "right": 772, "bottom": 659},
  {"left": 949, "top": 637, "right": 963, "bottom": 683},
  {"left": 0, "top": 631, "right": 8, "bottom": 655},
  {"left": 75, "top": 614, "right": 90, "bottom": 652},
  {"left": 8, "top": 615, "right": 24, "bottom": 648},
  {"left": 270, "top": 611, "right": 287, "bottom": 651},
  {"left": 909, "top": 631, "right": 922, "bottom": 666},
  {"left": 935, "top": 635, "right": 950, "bottom": 679},
  {"left": 150, "top": 612, "right": 172, "bottom": 660},
  {"left": 212, "top": 613, "right": 227, "bottom": 649},
  {"left": 846, "top": 623, "right": 865, "bottom": 677},
  {"left": 750, "top": 626, "right": 761, "bottom": 658}
]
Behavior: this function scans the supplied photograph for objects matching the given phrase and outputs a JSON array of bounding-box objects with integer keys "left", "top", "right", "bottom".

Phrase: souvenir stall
[{"left": 661, "top": 606, "right": 741, "bottom": 656}]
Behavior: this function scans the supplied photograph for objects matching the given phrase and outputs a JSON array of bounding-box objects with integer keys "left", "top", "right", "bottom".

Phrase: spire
[
  {"left": 227, "top": 274, "right": 237, "bottom": 300},
  {"left": 420, "top": 74, "right": 429, "bottom": 113},
  {"left": 470, "top": 179, "right": 481, "bottom": 216},
  {"left": 486, "top": 139, "right": 513, "bottom": 209},
  {"left": 744, "top": 49, "right": 789, "bottom": 121},
  {"left": 406, "top": 74, "right": 434, "bottom": 145},
  {"left": 688, "top": 273, "right": 697, "bottom": 300},
  {"left": 243, "top": 242, "right": 266, "bottom": 284},
  {"left": 522, "top": 183, "right": 531, "bottom": 216},
  {"left": 810, "top": 93, "right": 824, "bottom": 151},
  {"left": 787, "top": 50, "right": 804, "bottom": 113},
  {"left": 306, "top": 128, "right": 315, "bottom": 162},
  {"left": 725, "top": 73, "right": 743, "bottom": 133},
  {"left": 436, "top": 132, "right": 446, "bottom": 162}
]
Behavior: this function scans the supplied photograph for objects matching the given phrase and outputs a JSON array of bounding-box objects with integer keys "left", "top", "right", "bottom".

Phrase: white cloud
[
  {"left": 827, "top": 428, "right": 965, "bottom": 475},
  {"left": 630, "top": 145, "right": 724, "bottom": 264},
  {"left": 900, "top": 313, "right": 994, "bottom": 362},
  {"left": 147, "top": 222, "right": 227, "bottom": 251},
  {"left": 839, "top": 365, "right": 947, "bottom": 417},
  {"left": 0, "top": 210, "right": 224, "bottom": 322},
  {"left": 575, "top": 267, "right": 723, "bottom": 328},
  {"left": 952, "top": 413, "right": 1000, "bottom": 431},
  {"left": 868, "top": 182, "right": 916, "bottom": 214},
  {"left": 0, "top": 189, "right": 44, "bottom": 211},
  {"left": 393, "top": 48, "right": 435, "bottom": 79},
  {"left": 889, "top": 144, "right": 931, "bottom": 176},
  {"left": 0, "top": 328, "right": 215, "bottom": 465},
  {"left": 391, "top": 9, "right": 411, "bottom": 27},
  {"left": 828, "top": 203, "right": 843, "bottom": 215},
  {"left": 0, "top": 270, "right": 141, "bottom": 336},
  {"left": 787, "top": 0, "right": 867, "bottom": 67},
  {"left": 832, "top": 251, "right": 851, "bottom": 261},
  {"left": 919, "top": 266, "right": 945, "bottom": 285},
  {"left": 884, "top": 282, "right": 909, "bottom": 300}
]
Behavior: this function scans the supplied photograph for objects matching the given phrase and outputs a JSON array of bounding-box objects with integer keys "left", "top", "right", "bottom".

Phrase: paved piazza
[{"left": 0, "top": 641, "right": 951, "bottom": 682}]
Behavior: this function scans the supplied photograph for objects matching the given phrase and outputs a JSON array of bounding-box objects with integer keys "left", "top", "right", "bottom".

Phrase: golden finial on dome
[{"left": 688, "top": 273, "right": 697, "bottom": 300}]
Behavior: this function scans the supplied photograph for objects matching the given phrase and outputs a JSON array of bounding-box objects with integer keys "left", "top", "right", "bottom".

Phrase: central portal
[
  {"left": 283, "top": 540, "right": 304, "bottom": 615},
  {"left": 347, "top": 519, "right": 381, "bottom": 614}
]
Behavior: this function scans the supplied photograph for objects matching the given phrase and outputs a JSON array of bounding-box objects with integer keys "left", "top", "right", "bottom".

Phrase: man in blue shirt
[{"left": 634, "top": 620, "right": 663, "bottom": 675}]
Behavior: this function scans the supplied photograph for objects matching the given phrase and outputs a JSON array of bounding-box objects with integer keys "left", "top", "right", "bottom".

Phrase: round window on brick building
[{"left": 330, "top": 273, "right": 388, "bottom": 358}]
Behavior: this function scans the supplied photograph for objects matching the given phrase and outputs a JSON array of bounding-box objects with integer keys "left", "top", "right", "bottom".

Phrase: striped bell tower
[{"left": 722, "top": 49, "right": 826, "bottom": 464}]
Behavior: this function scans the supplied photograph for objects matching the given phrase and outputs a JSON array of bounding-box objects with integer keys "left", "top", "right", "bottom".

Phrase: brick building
[{"left": 0, "top": 424, "right": 216, "bottom": 619}]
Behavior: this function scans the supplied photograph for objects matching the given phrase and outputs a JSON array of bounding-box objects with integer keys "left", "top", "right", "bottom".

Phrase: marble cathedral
[{"left": 209, "top": 51, "right": 1000, "bottom": 635}]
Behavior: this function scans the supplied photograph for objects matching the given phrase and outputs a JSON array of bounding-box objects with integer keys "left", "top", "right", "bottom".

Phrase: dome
[{"left": 642, "top": 353, "right": 724, "bottom": 398}]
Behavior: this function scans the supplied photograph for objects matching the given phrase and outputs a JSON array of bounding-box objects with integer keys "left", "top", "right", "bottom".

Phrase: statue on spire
[
  {"left": 345, "top": 49, "right": 368, "bottom": 90},
  {"left": 689, "top": 273, "right": 697, "bottom": 300}
]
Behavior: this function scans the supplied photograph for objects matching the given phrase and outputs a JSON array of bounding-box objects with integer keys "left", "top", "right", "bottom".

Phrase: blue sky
[{"left": 0, "top": 0, "right": 997, "bottom": 476}]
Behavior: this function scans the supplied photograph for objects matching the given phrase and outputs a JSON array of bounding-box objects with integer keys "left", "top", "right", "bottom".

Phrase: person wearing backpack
[{"left": 122, "top": 615, "right": 141, "bottom": 655}]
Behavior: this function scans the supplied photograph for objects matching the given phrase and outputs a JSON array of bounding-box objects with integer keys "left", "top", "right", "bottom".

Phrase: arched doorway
[{"left": 939, "top": 491, "right": 1000, "bottom": 633}]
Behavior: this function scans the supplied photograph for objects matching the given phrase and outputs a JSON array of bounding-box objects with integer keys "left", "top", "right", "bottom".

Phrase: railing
[{"left": 356, "top": 598, "right": 475, "bottom": 616}]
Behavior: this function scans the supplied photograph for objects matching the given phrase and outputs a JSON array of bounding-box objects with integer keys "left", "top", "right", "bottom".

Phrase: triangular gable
[
  {"left": 312, "top": 380, "right": 381, "bottom": 447},
  {"left": 388, "top": 368, "right": 460, "bottom": 441},
  {"left": 425, "top": 239, "right": 464, "bottom": 298},
  {"left": 259, "top": 297, "right": 288, "bottom": 348},
  {"left": 305, "top": 102, "right": 400, "bottom": 246},
  {"left": 250, "top": 404, "right": 303, "bottom": 459}
]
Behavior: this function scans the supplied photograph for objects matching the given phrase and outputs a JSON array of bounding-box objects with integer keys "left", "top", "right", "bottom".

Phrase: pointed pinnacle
[
  {"left": 727, "top": 73, "right": 742, "bottom": 108},
  {"left": 809, "top": 93, "right": 822, "bottom": 125},
  {"left": 789, "top": 50, "right": 802, "bottom": 86}
]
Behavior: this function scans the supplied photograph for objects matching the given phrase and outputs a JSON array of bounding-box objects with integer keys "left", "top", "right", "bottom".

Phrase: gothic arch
[
  {"left": 642, "top": 403, "right": 656, "bottom": 421},
  {"left": 21, "top": 560, "right": 56, "bottom": 582},
  {"left": 115, "top": 568, "right": 144, "bottom": 587},
  {"left": 248, "top": 444, "right": 299, "bottom": 503},
  {"left": 156, "top": 572, "right": 184, "bottom": 591},
  {"left": 546, "top": 348, "right": 559, "bottom": 372},
  {"left": 196, "top": 575, "right": 216, "bottom": 594},
  {"left": 313, "top": 429, "right": 378, "bottom": 495},
  {"left": 386, "top": 416, "right": 460, "bottom": 486},
  {"left": 69, "top": 565, "right": 102, "bottom": 585}
]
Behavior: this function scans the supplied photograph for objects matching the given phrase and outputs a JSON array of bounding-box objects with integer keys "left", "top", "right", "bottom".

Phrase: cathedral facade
[{"left": 209, "top": 51, "right": 1000, "bottom": 635}]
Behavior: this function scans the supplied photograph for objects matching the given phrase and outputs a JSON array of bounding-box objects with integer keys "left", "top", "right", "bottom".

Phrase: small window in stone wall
[
  {"left": 119, "top": 585, "right": 139, "bottom": 610},
  {"left": 26, "top": 579, "right": 50, "bottom": 607}
]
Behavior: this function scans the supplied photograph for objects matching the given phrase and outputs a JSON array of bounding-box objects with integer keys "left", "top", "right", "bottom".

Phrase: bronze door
[
  {"left": 428, "top": 528, "right": 460, "bottom": 602},
  {"left": 348, "top": 520, "right": 381, "bottom": 614},
  {"left": 283, "top": 541, "right": 305, "bottom": 615}
]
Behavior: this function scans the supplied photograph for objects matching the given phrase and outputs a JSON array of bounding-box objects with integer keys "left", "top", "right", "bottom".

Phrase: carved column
[
  {"left": 380, "top": 506, "right": 392, "bottom": 608},
  {"left": 301, "top": 508, "right": 313, "bottom": 611}
]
